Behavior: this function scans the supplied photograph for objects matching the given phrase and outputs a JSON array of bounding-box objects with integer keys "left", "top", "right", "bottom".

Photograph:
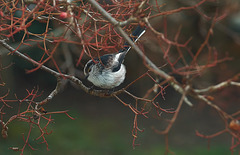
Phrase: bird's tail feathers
[{"left": 119, "top": 25, "right": 146, "bottom": 53}]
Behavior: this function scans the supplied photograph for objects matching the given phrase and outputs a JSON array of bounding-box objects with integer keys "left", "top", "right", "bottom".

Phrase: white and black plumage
[{"left": 84, "top": 26, "right": 145, "bottom": 89}]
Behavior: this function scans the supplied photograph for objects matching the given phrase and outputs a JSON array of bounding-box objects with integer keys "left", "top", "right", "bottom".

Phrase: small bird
[{"left": 84, "top": 26, "right": 145, "bottom": 89}]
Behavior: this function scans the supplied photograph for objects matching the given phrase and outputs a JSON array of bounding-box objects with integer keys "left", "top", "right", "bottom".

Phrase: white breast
[{"left": 87, "top": 64, "right": 126, "bottom": 89}]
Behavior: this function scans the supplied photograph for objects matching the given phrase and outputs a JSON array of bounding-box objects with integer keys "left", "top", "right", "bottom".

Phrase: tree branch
[
  {"left": 87, "top": 0, "right": 193, "bottom": 106},
  {"left": 194, "top": 74, "right": 240, "bottom": 94},
  {"left": 0, "top": 39, "right": 122, "bottom": 97}
]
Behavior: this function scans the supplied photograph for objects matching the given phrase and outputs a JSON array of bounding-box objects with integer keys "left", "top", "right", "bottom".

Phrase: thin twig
[{"left": 194, "top": 74, "right": 240, "bottom": 93}]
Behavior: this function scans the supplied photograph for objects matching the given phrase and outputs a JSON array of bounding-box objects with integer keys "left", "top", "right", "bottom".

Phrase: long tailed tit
[{"left": 84, "top": 26, "right": 145, "bottom": 89}]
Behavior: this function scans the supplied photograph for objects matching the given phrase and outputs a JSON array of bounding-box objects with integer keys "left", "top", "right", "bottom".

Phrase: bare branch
[
  {"left": 0, "top": 39, "right": 122, "bottom": 97},
  {"left": 194, "top": 74, "right": 240, "bottom": 94},
  {"left": 87, "top": 0, "right": 193, "bottom": 107}
]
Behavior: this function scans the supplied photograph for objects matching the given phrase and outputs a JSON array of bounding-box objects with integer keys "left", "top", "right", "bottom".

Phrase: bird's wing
[{"left": 96, "top": 54, "right": 119, "bottom": 72}]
